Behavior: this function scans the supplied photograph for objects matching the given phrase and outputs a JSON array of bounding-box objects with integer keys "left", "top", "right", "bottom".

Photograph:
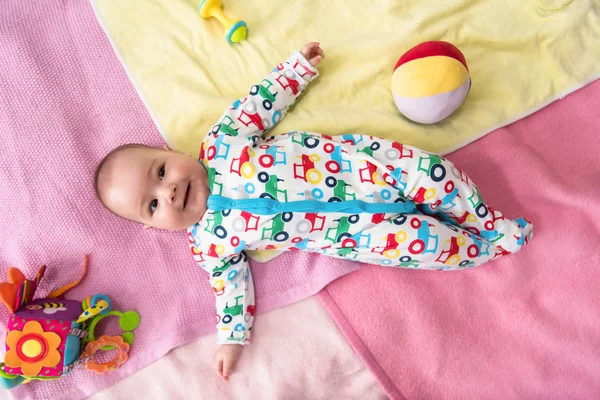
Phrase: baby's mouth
[{"left": 183, "top": 183, "right": 191, "bottom": 209}]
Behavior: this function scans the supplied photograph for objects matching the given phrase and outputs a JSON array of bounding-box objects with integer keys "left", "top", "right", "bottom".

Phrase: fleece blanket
[
  {"left": 90, "top": 297, "right": 387, "bottom": 400},
  {"left": 91, "top": 0, "right": 600, "bottom": 263},
  {"left": 0, "top": 2, "right": 357, "bottom": 399},
  {"left": 90, "top": 0, "right": 600, "bottom": 154},
  {"left": 319, "top": 79, "right": 600, "bottom": 399}
]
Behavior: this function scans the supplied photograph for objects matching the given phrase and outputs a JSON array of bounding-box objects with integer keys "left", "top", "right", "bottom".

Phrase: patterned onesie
[{"left": 187, "top": 51, "right": 534, "bottom": 345}]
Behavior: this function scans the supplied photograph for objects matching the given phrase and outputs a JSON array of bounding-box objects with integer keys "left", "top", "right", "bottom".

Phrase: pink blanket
[
  {"left": 320, "top": 79, "right": 600, "bottom": 399},
  {"left": 0, "top": 2, "right": 356, "bottom": 399}
]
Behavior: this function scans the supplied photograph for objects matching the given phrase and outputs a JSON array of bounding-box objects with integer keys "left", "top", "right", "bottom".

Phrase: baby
[{"left": 95, "top": 42, "right": 533, "bottom": 380}]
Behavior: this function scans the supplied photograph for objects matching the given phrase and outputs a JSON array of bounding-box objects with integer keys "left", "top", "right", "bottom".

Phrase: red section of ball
[{"left": 394, "top": 41, "right": 468, "bottom": 71}]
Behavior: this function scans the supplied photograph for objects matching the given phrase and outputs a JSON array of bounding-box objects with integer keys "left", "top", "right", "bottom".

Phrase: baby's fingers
[
  {"left": 303, "top": 41, "right": 320, "bottom": 51},
  {"left": 308, "top": 55, "right": 322, "bottom": 67},
  {"left": 215, "top": 357, "right": 225, "bottom": 379},
  {"left": 222, "top": 356, "right": 236, "bottom": 380},
  {"left": 301, "top": 42, "right": 320, "bottom": 58}
]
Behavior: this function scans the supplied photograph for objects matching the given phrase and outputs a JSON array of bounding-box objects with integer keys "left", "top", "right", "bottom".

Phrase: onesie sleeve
[
  {"left": 206, "top": 51, "right": 319, "bottom": 143},
  {"left": 194, "top": 250, "right": 255, "bottom": 345}
]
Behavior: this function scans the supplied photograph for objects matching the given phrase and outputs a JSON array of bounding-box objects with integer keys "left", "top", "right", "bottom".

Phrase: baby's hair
[{"left": 94, "top": 143, "right": 152, "bottom": 208}]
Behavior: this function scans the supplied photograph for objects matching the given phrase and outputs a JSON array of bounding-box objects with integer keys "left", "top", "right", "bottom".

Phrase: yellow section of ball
[{"left": 392, "top": 56, "right": 469, "bottom": 98}]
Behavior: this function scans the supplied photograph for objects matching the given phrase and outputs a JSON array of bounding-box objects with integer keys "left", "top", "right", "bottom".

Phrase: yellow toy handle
[
  {"left": 198, "top": 0, "right": 247, "bottom": 43},
  {"left": 76, "top": 294, "right": 111, "bottom": 323}
]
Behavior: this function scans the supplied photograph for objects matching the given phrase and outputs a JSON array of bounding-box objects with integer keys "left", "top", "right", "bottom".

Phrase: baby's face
[{"left": 103, "top": 147, "right": 209, "bottom": 231}]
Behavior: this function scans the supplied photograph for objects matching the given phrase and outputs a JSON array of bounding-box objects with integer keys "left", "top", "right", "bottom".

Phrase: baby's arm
[
  {"left": 206, "top": 43, "right": 323, "bottom": 143},
  {"left": 202, "top": 251, "right": 255, "bottom": 379}
]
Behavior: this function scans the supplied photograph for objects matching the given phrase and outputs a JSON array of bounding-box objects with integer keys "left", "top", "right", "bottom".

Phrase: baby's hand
[
  {"left": 214, "top": 344, "right": 243, "bottom": 381},
  {"left": 301, "top": 42, "right": 324, "bottom": 67}
]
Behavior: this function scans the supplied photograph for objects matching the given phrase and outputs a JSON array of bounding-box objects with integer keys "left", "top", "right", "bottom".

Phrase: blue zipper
[{"left": 207, "top": 195, "right": 417, "bottom": 215}]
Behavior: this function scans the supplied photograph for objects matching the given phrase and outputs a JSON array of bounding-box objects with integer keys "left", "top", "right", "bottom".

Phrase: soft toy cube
[{"left": 3, "top": 298, "right": 84, "bottom": 380}]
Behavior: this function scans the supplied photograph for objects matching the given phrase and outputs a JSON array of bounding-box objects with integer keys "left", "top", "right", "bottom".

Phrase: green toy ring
[{"left": 81, "top": 298, "right": 140, "bottom": 350}]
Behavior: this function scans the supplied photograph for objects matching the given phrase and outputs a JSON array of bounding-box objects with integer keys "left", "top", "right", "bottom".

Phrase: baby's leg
[
  {"left": 324, "top": 213, "right": 498, "bottom": 270},
  {"left": 375, "top": 141, "right": 532, "bottom": 254}
]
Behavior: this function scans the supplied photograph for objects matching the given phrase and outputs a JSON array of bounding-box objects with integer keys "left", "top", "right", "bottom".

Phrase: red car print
[
  {"left": 206, "top": 243, "right": 222, "bottom": 258},
  {"left": 371, "top": 213, "right": 387, "bottom": 224},
  {"left": 238, "top": 109, "right": 265, "bottom": 130},
  {"left": 237, "top": 97, "right": 270, "bottom": 131},
  {"left": 293, "top": 154, "right": 315, "bottom": 181},
  {"left": 190, "top": 247, "right": 205, "bottom": 263},
  {"left": 246, "top": 305, "right": 255, "bottom": 317},
  {"left": 290, "top": 58, "right": 317, "bottom": 80},
  {"left": 293, "top": 154, "right": 321, "bottom": 184},
  {"left": 384, "top": 142, "right": 414, "bottom": 160},
  {"left": 294, "top": 213, "right": 326, "bottom": 234},
  {"left": 232, "top": 211, "right": 260, "bottom": 232},
  {"left": 276, "top": 74, "right": 301, "bottom": 95},
  {"left": 412, "top": 186, "right": 438, "bottom": 204},
  {"left": 494, "top": 246, "right": 511, "bottom": 258},
  {"left": 448, "top": 211, "right": 471, "bottom": 225},
  {"left": 371, "top": 233, "right": 400, "bottom": 258},
  {"left": 435, "top": 236, "right": 461, "bottom": 265},
  {"left": 359, "top": 161, "right": 379, "bottom": 184},
  {"left": 230, "top": 146, "right": 252, "bottom": 176}
]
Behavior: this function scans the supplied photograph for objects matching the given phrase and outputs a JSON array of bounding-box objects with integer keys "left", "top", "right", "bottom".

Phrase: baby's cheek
[
  {"left": 199, "top": 185, "right": 210, "bottom": 200},
  {"left": 157, "top": 209, "right": 184, "bottom": 231}
]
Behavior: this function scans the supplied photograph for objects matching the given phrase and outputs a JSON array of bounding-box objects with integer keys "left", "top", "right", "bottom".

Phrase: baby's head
[{"left": 95, "top": 144, "right": 209, "bottom": 231}]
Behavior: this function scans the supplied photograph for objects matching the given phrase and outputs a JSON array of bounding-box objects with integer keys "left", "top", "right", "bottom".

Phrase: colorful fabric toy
[
  {"left": 0, "top": 256, "right": 140, "bottom": 389},
  {"left": 391, "top": 41, "right": 471, "bottom": 124}
]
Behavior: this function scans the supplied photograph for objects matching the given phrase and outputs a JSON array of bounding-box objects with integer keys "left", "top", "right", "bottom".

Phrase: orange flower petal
[
  {"left": 6, "top": 330, "right": 23, "bottom": 348},
  {"left": 4, "top": 348, "right": 23, "bottom": 368},
  {"left": 5, "top": 321, "right": 64, "bottom": 376},
  {"left": 41, "top": 349, "right": 61, "bottom": 369},
  {"left": 20, "top": 361, "right": 44, "bottom": 377},
  {"left": 22, "top": 321, "right": 44, "bottom": 336},
  {"left": 42, "top": 331, "right": 62, "bottom": 350}
]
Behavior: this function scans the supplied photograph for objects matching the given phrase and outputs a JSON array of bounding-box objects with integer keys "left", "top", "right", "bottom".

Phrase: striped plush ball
[{"left": 391, "top": 41, "right": 471, "bottom": 124}]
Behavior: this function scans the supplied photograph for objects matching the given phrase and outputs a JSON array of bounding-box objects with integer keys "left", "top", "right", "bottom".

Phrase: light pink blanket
[
  {"left": 320, "top": 79, "right": 600, "bottom": 399},
  {"left": 0, "top": 2, "right": 356, "bottom": 399},
  {"left": 90, "top": 298, "right": 387, "bottom": 400}
]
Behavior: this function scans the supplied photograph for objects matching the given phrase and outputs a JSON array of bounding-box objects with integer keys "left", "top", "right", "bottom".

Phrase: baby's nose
[{"left": 162, "top": 184, "right": 177, "bottom": 204}]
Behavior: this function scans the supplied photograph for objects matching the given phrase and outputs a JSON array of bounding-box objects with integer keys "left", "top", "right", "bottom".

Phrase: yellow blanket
[{"left": 91, "top": 0, "right": 600, "bottom": 261}]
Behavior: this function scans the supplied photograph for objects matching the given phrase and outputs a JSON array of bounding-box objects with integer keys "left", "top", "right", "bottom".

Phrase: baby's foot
[{"left": 500, "top": 217, "right": 533, "bottom": 253}]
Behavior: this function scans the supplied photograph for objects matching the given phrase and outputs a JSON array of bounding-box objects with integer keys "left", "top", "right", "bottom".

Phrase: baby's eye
[
  {"left": 150, "top": 199, "right": 158, "bottom": 214},
  {"left": 159, "top": 165, "right": 165, "bottom": 180}
]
